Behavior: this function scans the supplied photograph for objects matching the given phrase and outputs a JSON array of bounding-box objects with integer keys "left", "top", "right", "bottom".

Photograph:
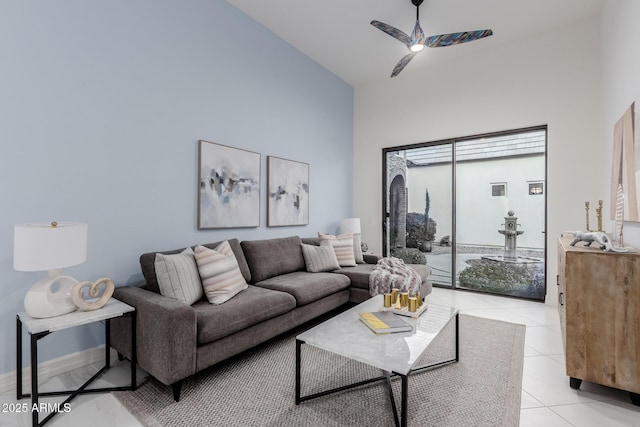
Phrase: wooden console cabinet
[{"left": 557, "top": 236, "right": 640, "bottom": 405}]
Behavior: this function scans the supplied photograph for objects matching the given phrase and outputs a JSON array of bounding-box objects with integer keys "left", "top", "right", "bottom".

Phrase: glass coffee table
[{"left": 295, "top": 295, "right": 459, "bottom": 427}]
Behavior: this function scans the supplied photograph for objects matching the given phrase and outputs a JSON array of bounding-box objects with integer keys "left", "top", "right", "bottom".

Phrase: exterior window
[
  {"left": 529, "top": 182, "right": 544, "bottom": 195},
  {"left": 492, "top": 183, "right": 506, "bottom": 197}
]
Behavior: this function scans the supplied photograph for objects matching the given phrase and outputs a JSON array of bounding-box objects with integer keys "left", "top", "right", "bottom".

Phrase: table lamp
[
  {"left": 340, "top": 218, "right": 361, "bottom": 236},
  {"left": 14, "top": 222, "right": 88, "bottom": 318}
]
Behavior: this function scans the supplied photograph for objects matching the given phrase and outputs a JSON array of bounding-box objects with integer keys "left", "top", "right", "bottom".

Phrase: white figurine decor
[
  {"left": 71, "top": 277, "right": 115, "bottom": 311},
  {"left": 570, "top": 231, "right": 629, "bottom": 253}
]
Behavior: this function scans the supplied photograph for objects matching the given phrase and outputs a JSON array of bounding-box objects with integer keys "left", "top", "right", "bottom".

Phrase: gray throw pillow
[
  {"left": 154, "top": 248, "right": 203, "bottom": 305},
  {"left": 301, "top": 243, "right": 340, "bottom": 273}
]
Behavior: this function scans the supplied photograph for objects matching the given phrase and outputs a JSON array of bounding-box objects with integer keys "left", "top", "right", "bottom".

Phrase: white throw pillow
[
  {"left": 352, "top": 233, "right": 364, "bottom": 264},
  {"left": 155, "top": 248, "right": 203, "bottom": 305},
  {"left": 318, "top": 232, "right": 356, "bottom": 267},
  {"left": 301, "top": 243, "right": 340, "bottom": 273},
  {"left": 194, "top": 241, "right": 248, "bottom": 305}
]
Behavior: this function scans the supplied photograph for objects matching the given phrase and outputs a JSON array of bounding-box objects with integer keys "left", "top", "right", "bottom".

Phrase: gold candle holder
[
  {"left": 400, "top": 292, "right": 409, "bottom": 307},
  {"left": 415, "top": 291, "right": 422, "bottom": 307},
  {"left": 408, "top": 297, "right": 417, "bottom": 312},
  {"left": 391, "top": 288, "right": 399, "bottom": 304},
  {"left": 383, "top": 293, "right": 392, "bottom": 308},
  {"left": 394, "top": 295, "right": 402, "bottom": 309}
]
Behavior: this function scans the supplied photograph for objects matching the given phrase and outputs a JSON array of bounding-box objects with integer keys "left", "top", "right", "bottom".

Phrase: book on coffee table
[{"left": 359, "top": 311, "right": 412, "bottom": 334}]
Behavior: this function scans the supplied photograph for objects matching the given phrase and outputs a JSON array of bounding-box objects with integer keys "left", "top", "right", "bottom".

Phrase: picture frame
[
  {"left": 198, "top": 140, "right": 260, "bottom": 229},
  {"left": 267, "top": 156, "right": 309, "bottom": 227},
  {"left": 610, "top": 101, "right": 639, "bottom": 222}
]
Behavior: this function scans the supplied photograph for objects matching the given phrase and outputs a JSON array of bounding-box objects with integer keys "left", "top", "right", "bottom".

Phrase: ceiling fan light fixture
[{"left": 371, "top": 0, "right": 493, "bottom": 77}]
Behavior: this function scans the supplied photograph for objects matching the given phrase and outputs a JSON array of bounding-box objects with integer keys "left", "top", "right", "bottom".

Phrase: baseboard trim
[{"left": 0, "top": 345, "right": 117, "bottom": 395}]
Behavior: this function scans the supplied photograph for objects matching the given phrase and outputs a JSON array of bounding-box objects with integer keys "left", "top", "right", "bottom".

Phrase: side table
[{"left": 16, "top": 298, "right": 137, "bottom": 427}]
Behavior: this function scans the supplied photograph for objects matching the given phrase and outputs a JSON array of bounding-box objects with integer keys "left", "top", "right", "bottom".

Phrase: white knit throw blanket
[{"left": 369, "top": 257, "right": 421, "bottom": 296}]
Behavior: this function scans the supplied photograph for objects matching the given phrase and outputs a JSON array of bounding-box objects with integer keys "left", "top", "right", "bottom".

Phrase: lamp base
[{"left": 24, "top": 273, "right": 79, "bottom": 318}]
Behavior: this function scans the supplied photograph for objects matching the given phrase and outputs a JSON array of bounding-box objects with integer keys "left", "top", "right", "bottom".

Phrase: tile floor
[
  {"left": 1, "top": 287, "right": 639, "bottom": 426},
  {"left": 427, "top": 287, "right": 640, "bottom": 427}
]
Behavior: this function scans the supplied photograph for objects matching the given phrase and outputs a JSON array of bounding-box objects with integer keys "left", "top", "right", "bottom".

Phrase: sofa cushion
[
  {"left": 318, "top": 233, "right": 356, "bottom": 267},
  {"left": 301, "top": 243, "right": 340, "bottom": 273},
  {"left": 140, "top": 238, "right": 250, "bottom": 293},
  {"left": 240, "top": 236, "right": 305, "bottom": 283},
  {"left": 333, "top": 263, "right": 377, "bottom": 291},
  {"left": 336, "top": 263, "right": 432, "bottom": 291},
  {"left": 194, "top": 242, "right": 248, "bottom": 305},
  {"left": 254, "top": 271, "right": 350, "bottom": 306},
  {"left": 192, "top": 285, "right": 296, "bottom": 344},
  {"left": 154, "top": 248, "right": 203, "bottom": 305}
]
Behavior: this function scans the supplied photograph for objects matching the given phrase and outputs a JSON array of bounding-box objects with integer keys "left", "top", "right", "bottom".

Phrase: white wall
[
  {"left": 0, "top": 0, "right": 353, "bottom": 375},
  {"left": 354, "top": 17, "right": 602, "bottom": 305},
  {"left": 601, "top": 0, "right": 640, "bottom": 246},
  {"left": 407, "top": 155, "right": 546, "bottom": 248},
  {"left": 407, "top": 163, "right": 453, "bottom": 244}
]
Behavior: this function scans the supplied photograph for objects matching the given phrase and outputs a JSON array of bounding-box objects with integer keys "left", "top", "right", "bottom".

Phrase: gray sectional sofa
[{"left": 110, "top": 235, "right": 431, "bottom": 401}]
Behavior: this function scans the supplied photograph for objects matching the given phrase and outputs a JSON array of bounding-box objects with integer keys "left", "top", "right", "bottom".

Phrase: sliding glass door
[{"left": 383, "top": 127, "right": 547, "bottom": 300}]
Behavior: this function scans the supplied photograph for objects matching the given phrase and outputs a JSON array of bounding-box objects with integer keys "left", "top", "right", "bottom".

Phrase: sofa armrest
[
  {"left": 363, "top": 253, "right": 382, "bottom": 264},
  {"left": 111, "top": 285, "right": 197, "bottom": 386}
]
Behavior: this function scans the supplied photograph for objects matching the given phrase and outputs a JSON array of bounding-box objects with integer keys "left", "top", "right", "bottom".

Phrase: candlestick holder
[
  {"left": 585, "top": 201, "right": 590, "bottom": 231},
  {"left": 596, "top": 200, "right": 603, "bottom": 232}
]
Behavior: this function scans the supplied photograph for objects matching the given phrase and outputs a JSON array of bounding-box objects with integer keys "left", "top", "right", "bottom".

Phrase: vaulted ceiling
[{"left": 227, "top": 0, "right": 604, "bottom": 86}]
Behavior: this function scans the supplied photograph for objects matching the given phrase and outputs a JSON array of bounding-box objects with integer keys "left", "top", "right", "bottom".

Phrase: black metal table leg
[
  {"left": 16, "top": 316, "right": 22, "bottom": 401},
  {"left": 384, "top": 372, "right": 400, "bottom": 427},
  {"left": 105, "top": 319, "right": 111, "bottom": 369},
  {"left": 295, "top": 339, "right": 302, "bottom": 405},
  {"left": 455, "top": 312, "right": 459, "bottom": 362},
  {"left": 130, "top": 312, "right": 137, "bottom": 389},
  {"left": 31, "top": 333, "right": 39, "bottom": 427},
  {"left": 400, "top": 374, "right": 408, "bottom": 427}
]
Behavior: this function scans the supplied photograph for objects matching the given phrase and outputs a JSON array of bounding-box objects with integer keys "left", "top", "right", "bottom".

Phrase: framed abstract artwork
[
  {"left": 610, "top": 101, "right": 639, "bottom": 223},
  {"left": 198, "top": 140, "right": 260, "bottom": 229},
  {"left": 267, "top": 156, "right": 309, "bottom": 227}
]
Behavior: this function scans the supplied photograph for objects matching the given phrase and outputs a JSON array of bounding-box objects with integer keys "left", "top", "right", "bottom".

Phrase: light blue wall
[{"left": 0, "top": 0, "right": 353, "bottom": 374}]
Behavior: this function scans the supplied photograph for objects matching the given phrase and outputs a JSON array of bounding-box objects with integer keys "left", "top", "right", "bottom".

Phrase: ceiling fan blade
[
  {"left": 426, "top": 29, "right": 493, "bottom": 47},
  {"left": 391, "top": 52, "right": 417, "bottom": 78},
  {"left": 371, "top": 20, "right": 411, "bottom": 46},
  {"left": 411, "top": 20, "right": 426, "bottom": 45}
]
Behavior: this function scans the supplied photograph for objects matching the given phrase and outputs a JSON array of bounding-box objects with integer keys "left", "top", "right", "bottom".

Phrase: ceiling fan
[{"left": 371, "top": 0, "right": 493, "bottom": 77}]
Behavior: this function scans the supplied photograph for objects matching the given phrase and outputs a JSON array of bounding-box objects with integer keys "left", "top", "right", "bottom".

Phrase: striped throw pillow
[
  {"left": 155, "top": 248, "right": 203, "bottom": 305},
  {"left": 301, "top": 243, "right": 340, "bottom": 273},
  {"left": 194, "top": 241, "right": 248, "bottom": 305},
  {"left": 318, "top": 232, "right": 356, "bottom": 267}
]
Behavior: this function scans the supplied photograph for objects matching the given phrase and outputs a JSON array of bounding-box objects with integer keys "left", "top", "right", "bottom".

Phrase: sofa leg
[{"left": 172, "top": 381, "right": 182, "bottom": 402}]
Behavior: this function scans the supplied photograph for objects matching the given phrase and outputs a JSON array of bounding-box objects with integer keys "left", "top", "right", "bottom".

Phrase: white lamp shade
[
  {"left": 340, "top": 218, "right": 361, "bottom": 234},
  {"left": 14, "top": 222, "right": 87, "bottom": 272}
]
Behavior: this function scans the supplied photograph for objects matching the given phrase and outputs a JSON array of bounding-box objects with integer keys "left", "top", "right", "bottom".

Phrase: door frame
[{"left": 381, "top": 125, "right": 548, "bottom": 301}]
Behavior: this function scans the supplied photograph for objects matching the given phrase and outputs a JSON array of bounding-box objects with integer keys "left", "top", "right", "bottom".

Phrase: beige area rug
[{"left": 114, "top": 314, "right": 525, "bottom": 427}]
